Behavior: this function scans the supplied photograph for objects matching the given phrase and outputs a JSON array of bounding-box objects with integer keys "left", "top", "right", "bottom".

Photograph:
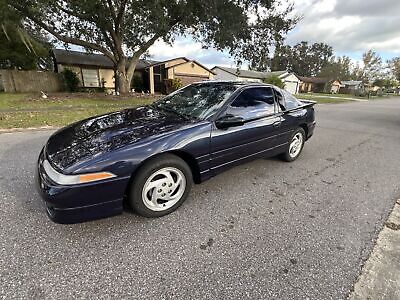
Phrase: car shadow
[{"left": 1, "top": 132, "right": 299, "bottom": 237}]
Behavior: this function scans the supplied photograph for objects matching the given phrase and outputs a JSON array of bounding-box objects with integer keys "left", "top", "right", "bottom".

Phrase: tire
[
  {"left": 128, "top": 154, "right": 193, "bottom": 217},
  {"left": 281, "top": 128, "right": 306, "bottom": 162}
]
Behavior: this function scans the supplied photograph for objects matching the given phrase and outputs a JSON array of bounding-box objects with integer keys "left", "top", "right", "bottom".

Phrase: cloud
[
  {"left": 287, "top": 0, "right": 400, "bottom": 55},
  {"left": 147, "top": 0, "right": 400, "bottom": 67},
  {"left": 148, "top": 37, "right": 235, "bottom": 68}
]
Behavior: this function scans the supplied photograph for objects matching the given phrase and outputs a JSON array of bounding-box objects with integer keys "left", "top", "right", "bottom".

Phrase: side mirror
[{"left": 215, "top": 114, "right": 245, "bottom": 129}]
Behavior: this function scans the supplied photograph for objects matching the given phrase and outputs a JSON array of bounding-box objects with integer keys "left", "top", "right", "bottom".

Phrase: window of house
[{"left": 82, "top": 69, "right": 100, "bottom": 87}]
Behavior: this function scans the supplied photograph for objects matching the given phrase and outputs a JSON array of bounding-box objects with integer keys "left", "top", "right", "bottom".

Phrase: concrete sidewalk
[
  {"left": 312, "top": 95, "right": 369, "bottom": 102},
  {"left": 350, "top": 199, "right": 400, "bottom": 299}
]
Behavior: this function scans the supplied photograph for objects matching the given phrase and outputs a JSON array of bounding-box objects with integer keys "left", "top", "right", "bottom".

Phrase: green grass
[
  {"left": 0, "top": 93, "right": 156, "bottom": 110},
  {"left": 296, "top": 92, "right": 389, "bottom": 103},
  {"left": 296, "top": 93, "right": 351, "bottom": 103},
  {"left": 0, "top": 92, "right": 157, "bottom": 129}
]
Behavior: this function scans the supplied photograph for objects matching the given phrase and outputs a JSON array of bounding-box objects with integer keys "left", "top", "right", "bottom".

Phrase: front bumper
[{"left": 36, "top": 149, "right": 130, "bottom": 224}]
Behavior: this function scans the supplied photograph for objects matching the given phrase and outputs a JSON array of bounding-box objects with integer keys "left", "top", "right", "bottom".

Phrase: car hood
[{"left": 46, "top": 106, "right": 193, "bottom": 172}]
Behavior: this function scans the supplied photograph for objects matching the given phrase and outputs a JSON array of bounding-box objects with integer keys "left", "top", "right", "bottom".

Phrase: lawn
[
  {"left": 0, "top": 92, "right": 158, "bottom": 129},
  {"left": 296, "top": 92, "right": 388, "bottom": 104},
  {"left": 296, "top": 93, "right": 353, "bottom": 104}
]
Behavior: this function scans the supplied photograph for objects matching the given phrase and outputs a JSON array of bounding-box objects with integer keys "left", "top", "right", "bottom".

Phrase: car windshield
[{"left": 151, "top": 83, "right": 239, "bottom": 120}]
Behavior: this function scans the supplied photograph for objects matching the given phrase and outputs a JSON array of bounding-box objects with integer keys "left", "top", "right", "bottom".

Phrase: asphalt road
[{"left": 1, "top": 97, "right": 400, "bottom": 299}]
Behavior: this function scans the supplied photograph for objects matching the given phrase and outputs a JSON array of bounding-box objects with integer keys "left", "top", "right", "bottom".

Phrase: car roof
[{"left": 191, "top": 80, "right": 275, "bottom": 88}]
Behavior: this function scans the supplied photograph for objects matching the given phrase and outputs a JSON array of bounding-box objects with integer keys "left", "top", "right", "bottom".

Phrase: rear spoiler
[
  {"left": 281, "top": 100, "right": 316, "bottom": 114},
  {"left": 299, "top": 99, "right": 317, "bottom": 107}
]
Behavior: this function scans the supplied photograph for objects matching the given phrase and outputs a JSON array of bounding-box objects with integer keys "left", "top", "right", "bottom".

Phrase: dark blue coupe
[{"left": 36, "top": 81, "right": 316, "bottom": 223}]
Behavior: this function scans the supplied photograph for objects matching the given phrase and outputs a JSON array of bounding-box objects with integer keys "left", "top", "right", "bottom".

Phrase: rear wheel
[
  {"left": 281, "top": 128, "right": 305, "bottom": 162},
  {"left": 128, "top": 154, "right": 193, "bottom": 217}
]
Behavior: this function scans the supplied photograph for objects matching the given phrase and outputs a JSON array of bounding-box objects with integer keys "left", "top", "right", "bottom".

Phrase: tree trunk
[
  {"left": 115, "top": 59, "right": 130, "bottom": 95},
  {"left": 117, "top": 73, "right": 130, "bottom": 95}
]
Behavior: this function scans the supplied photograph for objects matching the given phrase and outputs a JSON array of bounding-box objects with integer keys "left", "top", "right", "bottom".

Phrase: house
[
  {"left": 330, "top": 80, "right": 343, "bottom": 94},
  {"left": 298, "top": 76, "right": 329, "bottom": 93},
  {"left": 340, "top": 80, "right": 365, "bottom": 94},
  {"left": 52, "top": 49, "right": 215, "bottom": 94},
  {"left": 275, "top": 71, "right": 302, "bottom": 95},
  {"left": 0, "top": 72, "right": 4, "bottom": 91},
  {"left": 211, "top": 66, "right": 301, "bottom": 94},
  {"left": 146, "top": 57, "right": 215, "bottom": 94}
]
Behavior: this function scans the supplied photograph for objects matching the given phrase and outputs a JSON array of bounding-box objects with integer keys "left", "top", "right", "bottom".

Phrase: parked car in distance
[{"left": 36, "top": 81, "right": 316, "bottom": 223}]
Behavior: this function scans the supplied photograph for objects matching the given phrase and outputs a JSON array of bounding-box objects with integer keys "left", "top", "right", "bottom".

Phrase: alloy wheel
[
  {"left": 141, "top": 167, "right": 186, "bottom": 211},
  {"left": 289, "top": 132, "right": 303, "bottom": 158}
]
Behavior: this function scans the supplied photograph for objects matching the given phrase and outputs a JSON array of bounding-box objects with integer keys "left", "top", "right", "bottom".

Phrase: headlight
[{"left": 43, "top": 160, "right": 116, "bottom": 185}]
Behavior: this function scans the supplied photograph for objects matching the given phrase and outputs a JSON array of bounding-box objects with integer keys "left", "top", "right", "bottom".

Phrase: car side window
[
  {"left": 226, "top": 87, "right": 275, "bottom": 120},
  {"left": 275, "top": 88, "right": 303, "bottom": 111},
  {"left": 282, "top": 89, "right": 303, "bottom": 110}
]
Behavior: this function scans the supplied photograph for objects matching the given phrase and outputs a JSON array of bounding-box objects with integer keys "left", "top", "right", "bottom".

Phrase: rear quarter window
[{"left": 281, "top": 89, "right": 303, "bottom": 110}]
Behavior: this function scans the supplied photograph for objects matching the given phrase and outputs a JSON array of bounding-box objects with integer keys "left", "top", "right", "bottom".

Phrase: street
[{"left": 1, "top": 97, "right": 400, "bottom": 299}]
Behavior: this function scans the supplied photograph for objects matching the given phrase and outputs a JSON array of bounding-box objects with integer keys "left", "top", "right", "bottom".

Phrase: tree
[
  {"left": 319, "top": 56, "right": 353, "bottom": 80},
  {"left": 353, "top": 50, "right": 382, "bottom": 83},
  {"left": 388, "top": 57, "right": 400, "bottom": 82},
  {"left": 373, "top": 78, "right": 397, "bottom": 89},
  {"left": 9, "top": 0, "right": 297, "bottom": 94},
  {"left": 269, "top": 41, "right": 333, "bottom": 76},
  {"left": 263, "top": 74, "right": 284, "bottom": 88},
  {"left": 0, "top": 0, "right": 51, "bottom": 69}
]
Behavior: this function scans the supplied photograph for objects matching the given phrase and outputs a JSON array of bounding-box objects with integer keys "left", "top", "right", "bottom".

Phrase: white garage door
[{"left": 284, "top": 81, "right": 298, "bottom": 95}]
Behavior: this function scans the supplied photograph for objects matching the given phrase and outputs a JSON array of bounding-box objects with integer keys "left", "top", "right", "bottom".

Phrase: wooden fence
[{"left": 0, "top": 70, "right": 64, "bottom": 93}]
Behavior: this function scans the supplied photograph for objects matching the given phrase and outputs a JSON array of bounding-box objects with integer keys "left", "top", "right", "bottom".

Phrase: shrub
[
  {"left": 62, "top": 69, "right": 80, "bottom": 92},
  {"left": 354, "top": 89, "right": 366, "bottom": 97},
  {"left": 263, "top": 75, "right": 285, "bottom": 89},
  {"left": 165, "top": 78, "right": 183, "bottom": 94},
  {"left": 132, "top": 75, "right": 144, "bottom": 92}
]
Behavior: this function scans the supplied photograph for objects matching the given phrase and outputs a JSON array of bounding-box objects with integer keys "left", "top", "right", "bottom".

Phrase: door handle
[{"left": 273, "top": 120, "right": 281, "bottom": 127}]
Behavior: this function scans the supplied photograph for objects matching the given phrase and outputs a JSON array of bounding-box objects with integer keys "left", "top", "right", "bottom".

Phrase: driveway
[{"left": 1, "top": 98, "right": 400, "bottom": 299}]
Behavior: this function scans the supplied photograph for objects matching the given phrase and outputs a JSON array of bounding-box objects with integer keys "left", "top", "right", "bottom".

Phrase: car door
[{"left": 210, "top": 86, "right": 282, "bottom": 173}]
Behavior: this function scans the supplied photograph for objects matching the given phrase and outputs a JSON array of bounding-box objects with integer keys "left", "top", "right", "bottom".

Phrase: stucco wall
[
  {"left": 212, "top": 68, "right": 262, "bottom": 82},
  {"left": 238, "top": 76, "right": 262, "bottom": 82},
  {"left": 173, "top": 62, "right": 212, "bottom": 78},
  {"left": 99, "top": 69, "right": 114, "bottom": 88},
  {"left": 212, "top": 68, "right": 238, "bottom": 81},
  {"left": 167, "top": 68, "right": 174, "bottom": 79},
  {"left": 281, "top": 74, "right": 300, "bottom": 94},
  {"left": 164, "top": 58, "right": 187, "bottom": 68},
  {"left": 282, "top": 74, "right": 300, "bottom": 83}
]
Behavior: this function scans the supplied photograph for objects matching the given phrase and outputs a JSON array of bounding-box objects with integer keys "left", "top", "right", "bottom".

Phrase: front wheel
[
  {"left": 281, "top": 128, "right": 306, "bottom": 162},
  {"left": 128, "top": 154, "right": 193, "bottom": 217}
]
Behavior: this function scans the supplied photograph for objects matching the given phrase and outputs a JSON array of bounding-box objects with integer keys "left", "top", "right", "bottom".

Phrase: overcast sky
[{"left": 148, "top": 0, "right": 400, "bottom": 67}]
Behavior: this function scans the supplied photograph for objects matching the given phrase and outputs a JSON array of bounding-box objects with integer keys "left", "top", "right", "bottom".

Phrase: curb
[
  {"left": 0, "top": 126, "right": 59, "bottom": 134},
  {"left": 349, "top": 199, "right": 400, "bottom": 299}
]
